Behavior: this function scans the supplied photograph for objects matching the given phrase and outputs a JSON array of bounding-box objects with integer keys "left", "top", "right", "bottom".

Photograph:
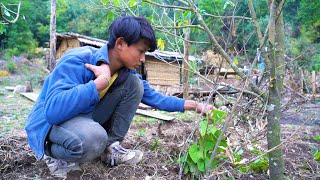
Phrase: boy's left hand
[{"left": 195, "top": 102, "right": 215, "bottom": 114}]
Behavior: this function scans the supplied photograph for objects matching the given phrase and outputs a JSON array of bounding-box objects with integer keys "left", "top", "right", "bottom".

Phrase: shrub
[{"left": 6, "top": 61, "right": 17, "bottom": 73}]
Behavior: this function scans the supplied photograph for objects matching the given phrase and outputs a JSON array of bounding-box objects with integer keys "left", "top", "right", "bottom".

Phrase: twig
[
  {"left": 142, "top": 0, "right": 190, "bottom": 10},
  {"left": 206, "top": 78, "right": 249, "bottom": 173},
  {"left": 246, "top": 114, "right": 314, "bottom": 164}
]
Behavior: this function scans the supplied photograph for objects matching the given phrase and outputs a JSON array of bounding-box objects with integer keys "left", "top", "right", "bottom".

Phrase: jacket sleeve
[
  {"left": 44, "top": 55, "right": 99, "bottom": 125},
  {"left": 136, "top": 74, "right": 185, "bottom": 112}
]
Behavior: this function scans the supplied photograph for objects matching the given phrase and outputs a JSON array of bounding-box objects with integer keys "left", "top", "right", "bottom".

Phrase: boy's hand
[
  {"left": 85, "top": 63, "right": 111, "bottom": 92},
  {"left": 184, "top": 100, "right": 216, "bottom": 115},
  {"left": 85, "top": 63, "right": 111, "bottom": 78},
  {"left": 195, "top": 102, "right": 215, "bottom": 114}
]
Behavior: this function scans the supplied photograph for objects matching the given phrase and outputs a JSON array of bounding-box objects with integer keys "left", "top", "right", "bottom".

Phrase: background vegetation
[{"left": 0, "top": 0, "right": 319, "bottom": 71}]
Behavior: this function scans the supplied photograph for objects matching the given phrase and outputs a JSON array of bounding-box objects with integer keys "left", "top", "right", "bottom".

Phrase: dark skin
[{"left": 85, "top": 37, "right": 215, "bottom": 114}]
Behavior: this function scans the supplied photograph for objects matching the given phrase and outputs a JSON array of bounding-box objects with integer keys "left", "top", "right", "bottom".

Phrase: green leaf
[
  {"left": 199, "top": 120, "right": 208, "bottom": 137},
  {"left": 103, "top": 0, "right": 110, "bottom": 4},
  {"left": 211, "top": 109, "right": 227, "bottom": 123},
  {"left": 233, "top": 58, "right": 239, "bottom": 65},
  {"left": 183, "top": 164, "right": 190, "bottom": 174},
  {"left": 106, "top": 12, "right": 114, "bottom": 22},
  {"left": 157, "top": 38, "right": 165, "bottom": 50},
  {"left": 206, "top": 155, "right": 217, "bottom": 170},
  {"left": 188, "top": 144, "right": 202, "bottom": 163},
  {"left": 313, "top": 135, "right": 320, "bottom": 141},
  {"left": 208, "top": 125, "right": 217, "bottom": 135},
  {"left": 197, "top": 159, "right": 205, "bottom": 172},
  {"left": 4, "top": 9, "right": 10, "bottom": 17},
  {"left": 0, "top": 24, "right": 5, "bottom": 35},
  {"left": 150, "top": 138, "right": 159, "bottom": 151},
  {"left": 199, "top": 138, "right": 214, "bottom": 151},
  {"left": 129, "top": 0, "right": 136, "bottom": 7},
  {"left": 113, "top": 0, "right": 120, "bottom": 7}
]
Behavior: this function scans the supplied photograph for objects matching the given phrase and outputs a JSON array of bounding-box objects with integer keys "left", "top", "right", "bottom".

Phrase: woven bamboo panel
[
  {"left": 56, "top": 39, "right": 80, "bottom": 61},
  {"left": 145, "top": 59, "right": 181, "bottom": 86}
]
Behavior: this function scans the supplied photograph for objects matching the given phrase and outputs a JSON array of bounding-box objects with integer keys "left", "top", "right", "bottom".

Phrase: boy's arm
[
  {"left": 137, "top": 74, "right": 214, "bottom": 113},
  {"left": 44, "top": 56, "right": 99, "bottom": 125}
]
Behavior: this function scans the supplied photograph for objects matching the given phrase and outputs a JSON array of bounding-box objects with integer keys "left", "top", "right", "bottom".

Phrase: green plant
[
  {"left": 5, "top": 61, "right": 16, "bottom": 73},
  {"left": 311, "top": 135, "right": 320, "bottom": 162},
  {"left": 137, "top": 128, "right": 147, "bottom": 137},
  {"left": 180, "top": 109, "right": 228, "bottom": 176}
]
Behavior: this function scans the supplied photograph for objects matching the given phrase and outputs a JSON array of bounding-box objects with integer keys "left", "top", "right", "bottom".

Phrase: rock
[
  {"left": 13, "top": 56, "right": 31, "bottom": 66},
  {"left": 13, "top": 85, "right": 27, "bottom": 93},
  {"left": 0, "top": 59, "right": 6, "bottom": 70}
]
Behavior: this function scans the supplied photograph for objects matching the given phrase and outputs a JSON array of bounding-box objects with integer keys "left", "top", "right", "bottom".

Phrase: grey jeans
[{"left": 45, "top": 74, "right": 144, "bottom": 163}]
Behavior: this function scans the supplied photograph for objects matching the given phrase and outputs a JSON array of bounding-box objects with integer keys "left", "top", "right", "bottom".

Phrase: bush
[{"left": 6, "top": 61, "right": 17, "bottom": 73}]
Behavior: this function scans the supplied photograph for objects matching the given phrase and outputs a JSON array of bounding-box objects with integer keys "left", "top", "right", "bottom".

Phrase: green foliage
[
  {"left": 234, "top": 148, "right": 269, "bottom": 174},
  {"left": 286, "top": 36, "right": 320, "bottom": 71},
  {"left": 180, "top": 109, "right": 227, "bottom": 176},
  {"left": 188, "top": 61, "right": 201, "bottom": 85},
  {"left": 137, "top": 128, "right": 147, "bottom": 137},
  {"left": 5, "top": 61, "right": 17, "bottom": 73},
  {"left": 150, "top": 138, "right": 159, "bottom": 151},
  {"left": 311, "top": 136, "right": 320, "bottom": 162}
]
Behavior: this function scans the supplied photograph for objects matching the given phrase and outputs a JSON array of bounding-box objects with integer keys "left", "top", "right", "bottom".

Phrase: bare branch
[
  {"left": 0, "top": 3, "right": 21, "bottom": 24},
  {"left": 203, "top": 13, "right": 252, "bottom": 20},
  {"left": 186, "top": 0, "right": 267, "bottom": 100},
  {"left": 142, "top": 0, "right": 190, "bottom": 10},
  {"left": 154, "top": 24, "right": 204, "bottom": 30}
]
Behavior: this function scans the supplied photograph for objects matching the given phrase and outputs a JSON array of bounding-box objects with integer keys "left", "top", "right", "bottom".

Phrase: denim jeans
[{"left": 45, "top": 74, "right": 144, "bottom": 163}]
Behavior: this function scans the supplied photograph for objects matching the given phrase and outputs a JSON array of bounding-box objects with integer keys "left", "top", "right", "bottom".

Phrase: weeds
[
  {"left": 311, "top": 135, "right": 320, "bottom": 162},
  {"left": 180, "top": 109, "right": 228, "bottom": 176}
]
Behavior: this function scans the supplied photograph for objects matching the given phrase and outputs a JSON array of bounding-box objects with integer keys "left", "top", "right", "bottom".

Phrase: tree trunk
[
  {"left": 267, "top": 0, "right": 285, "bottom": 179},
  {"left": 183, "top": 28, "right": 190, "bottom": 99},
  {"left": 48, "top": 0, "right": 56, "bottom": 71}
]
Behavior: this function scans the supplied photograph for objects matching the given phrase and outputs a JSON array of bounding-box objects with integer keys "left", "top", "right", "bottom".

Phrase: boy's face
[{"left": 118, "top": 39, "right": 149, "bottom": 70}]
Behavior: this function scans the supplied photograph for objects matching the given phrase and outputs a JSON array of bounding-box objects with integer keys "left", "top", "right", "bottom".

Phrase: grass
[
  {"left": 0, "top": 88, "right": 34, "bottom": 134},
  {"left": 0, "top": 58, "right": 47, "bottom": 135}
]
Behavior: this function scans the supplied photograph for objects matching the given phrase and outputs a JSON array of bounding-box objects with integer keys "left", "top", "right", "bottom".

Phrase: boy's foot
[
  {"left": 103, "top": 141, "right": 143, "bottom": 166},
  {"left": 43, "top": 155, "right": 81, "bottom": 178}
]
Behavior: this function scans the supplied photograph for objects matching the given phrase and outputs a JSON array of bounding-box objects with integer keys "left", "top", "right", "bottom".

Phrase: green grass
[
  {"left": 0, "top": 58, "right": 47, "bottom": 134},
  {"left": 0, "top": 89, "right": 34, "bottom": 134}
]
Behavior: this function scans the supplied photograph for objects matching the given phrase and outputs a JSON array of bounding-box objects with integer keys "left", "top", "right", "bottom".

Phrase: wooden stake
[{"left": 312, "top": 71, "right": 316, "bottom": 95}]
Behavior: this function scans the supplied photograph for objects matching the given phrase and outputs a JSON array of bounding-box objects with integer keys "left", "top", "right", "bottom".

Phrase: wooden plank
[
  {"left": 138, "top": 103, "right": 153, "bottom": 110},
  {"left": 20, "top": 93, "right": 39, "bottom": 102},
  {"left": 4, "top": 86, "right": 15, "bottom": 91},
  {"left": 136, "top": 109, "right": 175, "bottom": 121}
]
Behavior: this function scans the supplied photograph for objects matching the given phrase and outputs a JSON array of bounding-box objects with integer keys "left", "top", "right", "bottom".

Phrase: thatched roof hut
[{"left": 56, "top": 33, "right": 202, "bottom": 93}]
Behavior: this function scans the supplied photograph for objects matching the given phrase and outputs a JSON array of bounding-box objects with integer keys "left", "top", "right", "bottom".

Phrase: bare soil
[
  {"left": 1, "top": 111, "right": 319, "bottom": 180},
  {"left": 0, "top": 60, "right": 319, "bottom": 179}
]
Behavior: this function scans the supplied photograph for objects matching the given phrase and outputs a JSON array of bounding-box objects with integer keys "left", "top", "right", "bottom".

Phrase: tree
[
  {"left": 266, "top": 0, "right": 285, "bottom": 179},
  {"left": 49, "top": 0, "right": 56, "bottom": 71}
]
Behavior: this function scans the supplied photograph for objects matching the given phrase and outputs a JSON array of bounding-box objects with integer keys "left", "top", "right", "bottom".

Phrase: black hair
[{"left": 108, "top": 16, "right": 157, "bottom": 52}]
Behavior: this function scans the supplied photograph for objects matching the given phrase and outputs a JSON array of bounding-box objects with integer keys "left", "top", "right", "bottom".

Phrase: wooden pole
[
  {"left": 182, "top": 28, "right": 190, "bottom": 99},
  {"left": 300, "top": 69, "right": 304, "bottom": 94},
  {"left": 312, "top": 71, "right": 316, "bottom": 95},
  {"left": 48, "top": 0, "right": 56, "bottom": 71}
]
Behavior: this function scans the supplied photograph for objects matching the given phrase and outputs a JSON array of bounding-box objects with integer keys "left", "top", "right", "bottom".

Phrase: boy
[{"left": 25, "top": 15, "right": 213, "bottom": 177}]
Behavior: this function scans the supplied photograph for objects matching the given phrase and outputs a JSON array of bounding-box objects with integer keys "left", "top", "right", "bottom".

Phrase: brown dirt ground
[{"left": 1, "top": 111, "right": 319, "bottom": 180}]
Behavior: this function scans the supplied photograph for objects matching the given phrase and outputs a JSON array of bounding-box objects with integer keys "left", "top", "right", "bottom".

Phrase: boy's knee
[
  {"left": 80, "top": 124, "right": 108, "bottom": 162},
  {"left": 127, "top": 74, "right": 144, "bottom": 98}
]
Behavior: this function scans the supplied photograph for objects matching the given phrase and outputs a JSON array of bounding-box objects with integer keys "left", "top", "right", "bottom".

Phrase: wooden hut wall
[
  {"left": 145, "top": 57, "right": 181, "bottom": 86},
  {"left": 56, "top": 39, "right": 81, "bottom": 60}
]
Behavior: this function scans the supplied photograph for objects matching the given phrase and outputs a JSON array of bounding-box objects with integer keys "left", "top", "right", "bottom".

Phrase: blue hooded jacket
[{"left": 25, "top": 44, "right": 185, "bottom": 160}]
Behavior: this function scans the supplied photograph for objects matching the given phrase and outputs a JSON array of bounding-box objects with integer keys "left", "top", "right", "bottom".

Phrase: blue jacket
[{"left": 25, "top": 44, "right": 185, "bottom": 160}]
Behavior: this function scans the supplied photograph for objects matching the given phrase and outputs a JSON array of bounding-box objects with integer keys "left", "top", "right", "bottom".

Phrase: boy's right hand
[
  {"left": 84, "top": 63, "right": 111, "bottom": 78},
  {"left": 85, "top": 63, "right": 111, "bottom": 93}
]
